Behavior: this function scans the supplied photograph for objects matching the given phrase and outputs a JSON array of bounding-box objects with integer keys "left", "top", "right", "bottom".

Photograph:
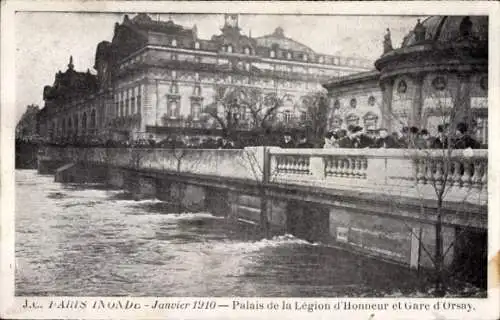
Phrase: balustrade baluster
[
  {"left": 461, "top": 160, "right": 472, "bottom": 188},
  {"left": 425, "top": 159, "right": 434, "bottom": 185},
  {"left": 285, "top": 156, "right": 292, "bottom": 173},
  {"left": 355, "top": 158, "right": 362, "bottom": 179},
  {"left": 452, "top": 160, "right": 462, "bottom": 188},
  {"left": 481, "top": 160, "right": 487, "bottom": 191},
  {"left": 361, "top": 158, "right": 368, "bottom": 179},
  {"left": 331, "top": 158, "right": 337, "bottom": 176},
  {"left": 471, "top": 160, "right": 482, "bottom": 189},
  {"left": 290, "top": 157, "right": 300, "bottom": 174},
  {"left": 416, "top": 159, "right": 424, "bottom": 184},
  {"left": 352, "top": 158, "right": 358, "bottom": 178},
  {"left": 337, "top": 158, "right": 344, "bottom": 177},
  {"left": 293, "top": 157, "right": 299, "bottom": 174},
  {"left": 331, "top": 157, "right": 338, "bottom": 177},
  {"left": 344, "top": 158, "right": 351, "bottom": 177},
  {"left": 325, "top": 157, "right": 332, "bottom": 176},
  {"left": 305, "top": 157, "right": 311, "bottom": 175},
  {"left": 347, "top": 158, "right": 356, "bottom": 178},
  {"left": 293, "top": 157, "right": 300, "bottom": 174}
]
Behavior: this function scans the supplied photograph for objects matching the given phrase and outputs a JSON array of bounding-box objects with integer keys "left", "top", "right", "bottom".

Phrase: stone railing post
[
  {"left": 366, "top": 157, "right": 388, "bottom": 186},
  {"left": 309, "top": 156, "right": 325, "bottom": 180}
]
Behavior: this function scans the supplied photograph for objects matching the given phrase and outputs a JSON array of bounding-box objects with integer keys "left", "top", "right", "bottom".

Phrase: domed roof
[
  {"left": 254, "top": 27, "right": 315, "bottom": 54},
  {"left": 401, "top": 16, "right": 488, "bottom": 48}
]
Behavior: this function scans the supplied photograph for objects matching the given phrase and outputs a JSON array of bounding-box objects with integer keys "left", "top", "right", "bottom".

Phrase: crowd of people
[
  {"left": 42, "top": 121, "right": 483, "bottom": 150},
  {"left": 317, "top": 122, "right": 482, "bottom": 150}
]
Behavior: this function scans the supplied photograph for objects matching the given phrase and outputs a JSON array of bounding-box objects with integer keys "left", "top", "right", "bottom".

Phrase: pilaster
[
  {"left": 410, "top": 72, "right": 425, "bottom": 128},
  {"left": 380, "top": 78, "right": 394, "bottom": 131}
]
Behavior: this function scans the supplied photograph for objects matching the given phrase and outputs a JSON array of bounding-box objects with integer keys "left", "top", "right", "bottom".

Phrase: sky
[{"left": 15, "top": 12, "right": 422, "bottom": 122}]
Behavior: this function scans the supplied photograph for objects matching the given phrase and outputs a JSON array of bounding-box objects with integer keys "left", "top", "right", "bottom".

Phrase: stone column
[
  {"left": 411, "top": 72, "right": 425, "bottom": 128},
  {"left": 380, "top": 78, "right": 394, "bottom": 132}
]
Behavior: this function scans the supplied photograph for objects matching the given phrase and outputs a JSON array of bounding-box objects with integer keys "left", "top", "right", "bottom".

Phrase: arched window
[
  {"left": 82, "top": 112, "right": 87, "bottom": 130},
  {"left": 287, "top": 52, "right": 292, "bottom": 59},
  {"left": 131, "top": 89, "right": 136, "bottom": 114},
  {"left": 171, "top": 39, "right": 177, "bottom": 47},
  {"left": 136, "top": 85, "right": 142, "bottom": 114},
  {"left": 125, "top": 90, "right": 130, "bottom": 115},
  {"left": 90, "top": 109, "right": 96, "bottom": 129},
  {"left": 195, "top": 41, "right": 200, "bottom": 49},
  {"left": 73, "top": 115, "right": 78, "bottom": 134},
  {"left": 303, "top": 54, "right": 308, "bottom": 62},
  {"left": 62, "top": 118, "right": 66, "bottom": 136},
  {"left": 363, "top": 112, "right": 379, "bottom": 130},
  {"left": 345, "top": 113, "right": 360, "bottom": 127},
  {"left": 227, "top": 45, "right": 233, "bottom": 53},
  {"left": 244, "top": 47, "right": 250, "bottom": 55},
  {"left": 270, "top": 50, "right": 276, "bottom": 58}
]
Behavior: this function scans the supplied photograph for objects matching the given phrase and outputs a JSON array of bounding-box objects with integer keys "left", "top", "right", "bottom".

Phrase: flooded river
[{"left": 15, "top": 170, "right": 482, "bottom": 297}]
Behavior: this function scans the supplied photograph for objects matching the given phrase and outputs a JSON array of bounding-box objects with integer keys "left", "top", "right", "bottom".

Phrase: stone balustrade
[
  {"left": 269, "top": 148, "right": 488, "bottom": 205},
  {"left": 43, "top": 146, "right": 488, "bottom": 206}
]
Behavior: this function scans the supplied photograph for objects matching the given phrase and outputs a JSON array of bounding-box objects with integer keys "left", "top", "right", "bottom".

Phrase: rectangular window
[
  {"left": 168, "top": 99, "right": 180, "bottom": 118},
  {"left": 131, "top": 96, "right": 136, "bottom": 114},
  {"left": 191, "top": 102, "right": 201, "bottom": 120},
  {"left": 137, "top": 86, "right": 142, "bottom": 115}
]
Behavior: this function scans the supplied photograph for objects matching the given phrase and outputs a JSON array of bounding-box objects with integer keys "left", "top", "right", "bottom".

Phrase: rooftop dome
[{"left": 401, "top": 16, "right": 488, "bottom": 48}]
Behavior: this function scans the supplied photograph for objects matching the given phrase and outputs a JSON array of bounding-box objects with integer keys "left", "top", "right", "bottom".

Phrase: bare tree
[
  {"left": 378, "top": 85, "right": 486, "bottom": 296},
  {"left": 204, "top": 86, "right": 284, "bottom": 140},
  {"left": 237, "top": 147, "right": 282, "bottom": 239},
  {"left": 298, "top": 91, "right": 329, "bottom": 147}
]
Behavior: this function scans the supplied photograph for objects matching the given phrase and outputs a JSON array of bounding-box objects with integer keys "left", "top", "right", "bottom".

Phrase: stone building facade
[
  {"left": 16, "top": 104, "right": 41, "bottom": 141},
  {"left": 324, "top": 16, "right": 488, "bottom": 145},
  {"left": 38, "top": 13, "right": 371, "bottom": 143}
]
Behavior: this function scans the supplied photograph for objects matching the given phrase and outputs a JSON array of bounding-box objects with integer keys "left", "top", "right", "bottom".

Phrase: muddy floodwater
[{"left": 15, "top": 170, "right": 484, "bottom": 297}]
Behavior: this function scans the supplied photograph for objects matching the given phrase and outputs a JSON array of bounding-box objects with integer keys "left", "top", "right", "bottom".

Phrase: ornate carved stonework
[
  {"left": 432, "top": 76, "right": 447, "bottom": 91},
  {"left": 368, "top": 95, "right": 376, "bottom": 106},
  {"left": 397, "top": 80, "right": 407, "bottom": 94}
]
